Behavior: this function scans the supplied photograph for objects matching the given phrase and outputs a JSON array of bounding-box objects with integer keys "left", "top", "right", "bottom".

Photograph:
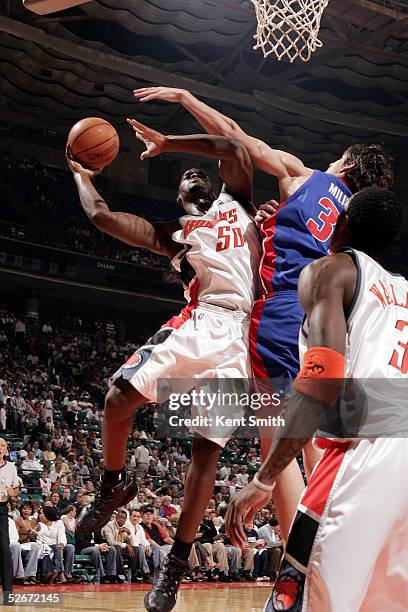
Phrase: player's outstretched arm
[
  {"left": 225, "top": 254, "right": 356, "bottom": 547},
  {"left": 67, "top": 157, "right": 177, "bottom": 257},
  {"left": 133, "top": 86, "right": 309, "bottom": 180},
  {"left": 127, "top": 118, "right": 254, "bottom": 211}
]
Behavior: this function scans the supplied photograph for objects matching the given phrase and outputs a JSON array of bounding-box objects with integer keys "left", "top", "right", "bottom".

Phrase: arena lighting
[{"left": 23, "top": 0, "right": 91, "bottom": 15}]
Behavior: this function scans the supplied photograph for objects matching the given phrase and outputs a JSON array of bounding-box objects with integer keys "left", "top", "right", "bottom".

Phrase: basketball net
[{"left": 251, "top": 0, "right": 330, "bottom": 62}]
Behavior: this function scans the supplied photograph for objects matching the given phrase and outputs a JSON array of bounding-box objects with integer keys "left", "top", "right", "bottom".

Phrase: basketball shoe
[
  {"left": 144, "top": 555, "right": 192, "bottom": 612},
  {"left": 76, "top": 470, "right": 138, "bottom": 533}
]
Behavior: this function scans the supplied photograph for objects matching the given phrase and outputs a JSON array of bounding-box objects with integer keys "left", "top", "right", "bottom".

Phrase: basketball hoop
[
  {"left": 251, "top": 0, "right": 330, "bottom": 62},
  {"left": 23, "top": 0, "right": 91, "bottom": 15}
]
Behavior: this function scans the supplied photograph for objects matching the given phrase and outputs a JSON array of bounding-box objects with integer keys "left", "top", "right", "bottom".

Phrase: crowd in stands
[
  {"left": 0, "top": 152, "right": 171, "bottom": 271},
  {"left": 1, "top": 308, "right": 283, "bottom": 585}
]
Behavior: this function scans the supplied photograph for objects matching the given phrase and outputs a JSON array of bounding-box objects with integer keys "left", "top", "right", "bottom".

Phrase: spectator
[
  {"left": 141, "top": 506, "right": 173, "bottom": 555},
  {"left": 14, "top": 319, "right": 26, "bottom": 346},
  {"left": 236, "top": 466, "right": 249, "bottom": 489},
  {"left": 14, "top": 502, "right": 41, "bottom": 584},
  {"left": 42, "top": 394, "right": 54, "bottom": 424},
  {"left": 244, "top": 521, "right": 268, "bottom": 581},
  {"left": 71, "top": 469, "right": 84, "bottom": 490},
  {"left": 42, "top": 322, "right": 53, "bottom": 335},
  {"left": 74, "top": 457, "right": 90, "bottom": 480},
  {"left": 43, "top": 442, "right": 56, "bottom": 464},
  {"left": 257, "top": 517, "right": 283, "bottom": 579},
  {"left": 197, "top": 510, "right": 230, "bottom": 582},
  {"left": 132, "top": 441, "right": 150, "bottom": 480},
  {"left": 26, "top": 352, "right": 40, "bottom": 370},
  {"left": 83, "top": 481, "right": 95, "bottom": 505},
  {"left": 74, "top": 521, "right": 119, "bottom": 583},
  {"left": 127, "top": 508, "right": 164, "bottom": 581},
  {"left": 57, "top": 488, "right": 72, "bottom": 512},
  {"left": 32, "top": 442, "right": 42, "bottom": 462},
  {"left": 159, "top": 496, "right": 176, "bottom": 519},
  {"left": 219, "top": 523, "right": 255, "bottom": 581},
  {"left": 37, "top": 505, "right": 73, "bottom": 583},
  {"left": 101, "top": 509, "right": 139, "bottom": 578},
  {"left": 49, "top": 461, "right": 69, "bottom": 485},
  {"left": 9, "top": 516, "right": 40, "bottom": 585},
  {"left": 20, "top": 450, "right": 42, "bottom": 474},
  {"left": 73, "top": 491, "right": 86, "bottom": 516},
  {"left": 39, "top": 470, "right": 52, "bottom": 497},
  {"left": 11, "top": 388, "right": 26, "bottom": 415},
  {"left": 0, "top": 403, "right": 6, "bottom": 431}
]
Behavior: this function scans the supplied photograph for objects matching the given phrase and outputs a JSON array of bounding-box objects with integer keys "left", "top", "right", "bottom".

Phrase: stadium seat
[{"left": 72, "top": 555, "right": 94, "bottom": 582}]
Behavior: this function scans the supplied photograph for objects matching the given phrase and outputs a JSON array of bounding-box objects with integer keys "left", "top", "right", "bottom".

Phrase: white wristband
[{"left": 253, "top": 472, "right": 275, "bottom": 492}]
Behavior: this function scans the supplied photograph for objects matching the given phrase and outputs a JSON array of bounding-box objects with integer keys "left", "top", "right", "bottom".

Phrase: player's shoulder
[{"left": 300, "top": 251, "right": 357, "bottom": 288}]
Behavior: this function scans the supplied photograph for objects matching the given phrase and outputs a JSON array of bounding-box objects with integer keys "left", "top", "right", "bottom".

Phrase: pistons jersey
[
  {"left": 300, "top": 248, "right": 408, "bottom": 436},
  {"left": 260, "top": 170, "right": 352, "bottom": 295},
  {"left": 171, "top": 190, "right": 261, "bottom": 314}
]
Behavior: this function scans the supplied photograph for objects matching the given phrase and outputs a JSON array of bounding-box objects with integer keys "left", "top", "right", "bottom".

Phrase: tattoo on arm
[{"left": 260, "top": 438, "right": 310, "bottom": 482}]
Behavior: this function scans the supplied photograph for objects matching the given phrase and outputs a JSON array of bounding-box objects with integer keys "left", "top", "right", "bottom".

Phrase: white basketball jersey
[
  {"left": 300, "top": 248, "right": 408, "bottom": 435},
  {"left": 171, "top": 190, "right": 261, "bottom": 314},
  {"left": 344, "top": 249, "right": 408, "bottom": 379}
]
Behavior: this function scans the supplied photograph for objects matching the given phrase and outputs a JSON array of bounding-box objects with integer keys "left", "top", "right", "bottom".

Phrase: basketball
[{"left": 68, "top": 117, "right": 119, "bottom": 169}]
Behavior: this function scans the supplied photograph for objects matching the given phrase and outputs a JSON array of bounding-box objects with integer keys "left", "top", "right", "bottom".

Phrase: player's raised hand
[
  {"left": 65, "top": 144, "right": 102, "bottom": 178},
  {"left": 127, "top": 118, "right": 166, "bottom": 160},
  {"left": 224, "top": 481, "right": 272, "bottom": 548},
  {"left": 255, "top": 199, "right": 280, "bottom": 224},
  {"left": 133, "top": 86, "right": 187, "bottom": 104}
]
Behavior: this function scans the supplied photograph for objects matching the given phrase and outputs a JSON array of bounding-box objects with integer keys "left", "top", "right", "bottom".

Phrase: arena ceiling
[{"left": 0, "top": 0, "right": 408, "bottom": 172}]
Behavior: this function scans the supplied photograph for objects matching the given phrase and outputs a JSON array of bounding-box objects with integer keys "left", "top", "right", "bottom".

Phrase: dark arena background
[{"left": 0, "top": 1, "right": 407, "bottom": 611}]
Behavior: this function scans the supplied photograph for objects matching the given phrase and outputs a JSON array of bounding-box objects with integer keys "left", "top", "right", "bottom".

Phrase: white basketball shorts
[
  {"left": 270, "top": 437, "right": 408, "bottom": 612},
  {"left": 110, "top": 302, "right": 251, "bottom": 447}
]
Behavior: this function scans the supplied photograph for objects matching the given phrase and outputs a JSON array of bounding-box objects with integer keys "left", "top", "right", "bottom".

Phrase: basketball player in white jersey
[
  {"left": 67, "top": 121, "right": 261, "bottom": 610},
  {"left": 225, "top": 187, "right": 407, "bottom": 611}
]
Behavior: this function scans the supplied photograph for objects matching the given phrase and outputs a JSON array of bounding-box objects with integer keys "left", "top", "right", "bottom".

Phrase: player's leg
[
  {"left": 77, "top": 322, "right": 194, "bottom": 534},
  {"left": 302, "top": 439, "right": 323, "bottom": 479},
  {"left": 250, "top": 295, "right": 306, "bottom": 542},
  {"left": 175, "top": 438, "right": 221, "bottom": 544},
  {"left": 145, "top": 309, "right": 250, "bottom": 611},
  {"left": 144, "top": 437, "right": 222, "bottom": 611},
  {"left": 76, "top": 379, "right": 147, "bottom": 533},
  {"left": 102, "top": 379, "right": 145, "bottom": 470}
]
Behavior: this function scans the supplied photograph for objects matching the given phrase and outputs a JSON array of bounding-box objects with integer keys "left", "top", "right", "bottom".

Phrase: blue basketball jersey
[{"left": 259, "top": 170, "right": 352, "bottom": 294}]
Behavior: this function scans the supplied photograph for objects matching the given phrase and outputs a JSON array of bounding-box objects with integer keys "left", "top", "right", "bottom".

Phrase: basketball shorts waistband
[
  {"left": 259, "top": 289, "right": 299, "bottom": 299},
  {"left": 196, "top": 302, "right": 250, "bottom": 321}
]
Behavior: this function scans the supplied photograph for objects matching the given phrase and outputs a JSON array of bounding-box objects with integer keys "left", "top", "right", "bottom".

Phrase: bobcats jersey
[
  {"left": 343, "top": 249, "right": 408, "bottom": 380},
  {"left": 171, "top": 190, "right": 261, "bottom": 314},
  {"left": 300, "top": 248, "right": 408, "bottom": 435}
]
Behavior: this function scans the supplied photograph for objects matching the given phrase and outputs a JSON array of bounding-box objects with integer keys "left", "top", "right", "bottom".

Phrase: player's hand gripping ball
[{"left": 67, "top": 117, "right": 119, "bottom": 170}]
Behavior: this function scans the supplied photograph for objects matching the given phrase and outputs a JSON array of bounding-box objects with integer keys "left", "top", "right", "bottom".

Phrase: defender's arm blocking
[
  {"left": 134, "top": 86, "right": 309, "bottom": 180},
  {"left": 127, "top": 118, "right": 254, "bottom": 211}
]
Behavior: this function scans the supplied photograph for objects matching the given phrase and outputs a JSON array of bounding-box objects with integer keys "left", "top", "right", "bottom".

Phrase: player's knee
[{"left": 104, "top": 385, "right": 132, "bottom": 421}]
